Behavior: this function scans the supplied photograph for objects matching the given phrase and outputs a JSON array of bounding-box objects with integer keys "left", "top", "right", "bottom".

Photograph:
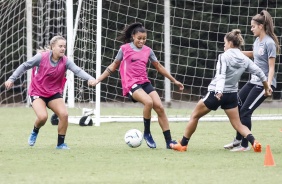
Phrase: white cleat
[
  {"left": 230, "top": 145, "right": 250, "bottom": 152},
  {"left": 224, "top": 138, "right": 242, "bottom": 149}
]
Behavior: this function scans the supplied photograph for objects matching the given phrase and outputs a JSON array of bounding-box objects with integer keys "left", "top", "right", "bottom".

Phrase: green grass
[{"left": 0, "top": 107, "right": 282, "bottom": 184}]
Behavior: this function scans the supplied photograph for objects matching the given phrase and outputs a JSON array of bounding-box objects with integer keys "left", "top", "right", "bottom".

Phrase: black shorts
[
  {"left": 127, "top": 82, "right": 155, "bottom": 103},
  {"left": 29, "top": 93, "right": 63, "bottom": 108},
  {"left": 202, "top": 91, "right": 238, "bottom": 110}
]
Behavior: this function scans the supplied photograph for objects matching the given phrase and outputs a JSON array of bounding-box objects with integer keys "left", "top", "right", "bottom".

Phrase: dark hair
[
  {"left": 225, "top": 29, "right": 244, "bottom": 49},
  {"left": 252, "top": 10, "right": 280, "bottom": 53},
  {"left": 117, "top": 22, "right": 146, "bottom": 43}
]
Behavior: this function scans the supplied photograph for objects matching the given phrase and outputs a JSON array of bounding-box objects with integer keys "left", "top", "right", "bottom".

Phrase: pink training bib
[
  {"left": 28, "top": 51, "right": 67, "bottom": 97},
  {"left": 119, "top": 43, "right": 151, "bottom": 96}
]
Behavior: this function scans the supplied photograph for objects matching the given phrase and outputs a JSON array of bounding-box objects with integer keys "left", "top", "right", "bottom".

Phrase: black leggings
[{"left": 236, "top": 82, "right": 275, "bottom": 147}]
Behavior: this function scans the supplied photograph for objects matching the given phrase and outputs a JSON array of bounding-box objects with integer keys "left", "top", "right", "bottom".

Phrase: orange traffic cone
[{"left": 264, "top": 145, "right": 275, "bottom": 166}]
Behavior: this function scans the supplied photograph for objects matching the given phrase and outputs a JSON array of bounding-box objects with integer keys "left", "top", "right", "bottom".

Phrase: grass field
[{"left": 0, "top": 107, "right": 282, "bottom": 184}]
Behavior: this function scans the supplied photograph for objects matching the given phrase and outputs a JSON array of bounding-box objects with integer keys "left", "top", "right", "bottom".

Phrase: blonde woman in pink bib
[{"left": 5, "top": 36, "right": 96, "bottom": 149}]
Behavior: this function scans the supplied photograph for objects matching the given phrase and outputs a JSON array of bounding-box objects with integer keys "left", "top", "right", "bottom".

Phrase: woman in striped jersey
[
  {"left": 224, "top": 10, "right": 280, "bottom": 151},
  {"left": 170, "top": 29, "right": 272, "bottom": 152}
]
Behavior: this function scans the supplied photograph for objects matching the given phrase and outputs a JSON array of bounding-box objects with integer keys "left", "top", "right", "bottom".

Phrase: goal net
[
  {"left": 1, "top": 0, "right": 282, "bottom": 124},
  {"left": 0, "top": 0, "right": 27, "bottom": 104}
]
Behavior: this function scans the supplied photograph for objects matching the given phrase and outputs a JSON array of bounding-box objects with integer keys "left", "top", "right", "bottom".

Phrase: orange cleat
[
  {"left": 170, "top": 141, "right": 187, "bottom": 152},
  {"left": 252, "top": 140, "right": 262, "bottom": 152}
]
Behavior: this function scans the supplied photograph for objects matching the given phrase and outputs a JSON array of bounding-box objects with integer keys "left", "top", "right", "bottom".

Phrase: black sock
[
  {"left": 144, "top": 118, "right": 151, "bottom": 134},
  {"left": 236, "top": 131, "right": 242, "bottom": 141},
  {"left": 246, "top": 134, "right": 255, "bottom": 145},
  {"left": 180, "top": 136, "right": 190, "bottom": 146},
  {"left": 163, "top": 130, "right": 172, "bottom": 143},
  {"left": 57, "top": 134, "right": 65, "bottom": 146},
  {"left": 33, "top": 126, "right": 40, "bottom": 134}
]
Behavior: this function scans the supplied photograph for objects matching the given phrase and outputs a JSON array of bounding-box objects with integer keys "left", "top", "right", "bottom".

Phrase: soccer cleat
[
  {"left": 223, "top": 138, "right": 242, "bottom": 149},
  {"left": 56, "top": 143, "right": 70, "bottom": 150},
  {"left": 166, "top": 140, "right": 177, "bottom": 149},
  {"left": 28, "top": 132, "right": 38, "bottom": 146},
  {"left": 230, "top": 145, "right": 250, "bottom": 152},
  {"left": 252, "top": 140, "right": 262, "bottom": 152},
  {"left": 169, "top": 141, "right": 187, "bottom": 152},
  {"left": 143, "top": 133, "right": 156, "bottom": 148}
]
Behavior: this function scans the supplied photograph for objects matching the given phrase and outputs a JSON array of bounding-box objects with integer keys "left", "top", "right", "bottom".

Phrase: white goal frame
[
  {"left": 0, "top": 0, "right": 282, "bottom": 126},
  {"left": 67, "top": 1, "right": 282, "bottom": 125}
]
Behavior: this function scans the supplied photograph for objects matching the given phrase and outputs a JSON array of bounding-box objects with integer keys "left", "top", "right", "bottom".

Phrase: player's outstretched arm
[
  {"left": 94, "top": 60, "right": 121, "bottom": 86},
  {"left": 173, "top": 80, "right": 184, "bottom": 91},
  {"left": 4, "top": 56, "right": 39, "bottom": 90},
  {"left": 4, "top": 80, "right": 14, "bottom": 90},
  {"left": 88, "top": 79, "right": 97, "bottom": 86},
  {"left": 151, "top": 61, "right": 184, "bottom": 91},
  {"left": 242, "top": 51, "right": 253, "bottom": 58}
]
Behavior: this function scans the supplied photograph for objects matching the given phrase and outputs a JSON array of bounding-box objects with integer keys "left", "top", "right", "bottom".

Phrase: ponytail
[
  {"left": 117, "top": 22, "right": 146, "bottom": 43},
  {"left": 225, "top": 29, "right": 245, "bottom": 49}
]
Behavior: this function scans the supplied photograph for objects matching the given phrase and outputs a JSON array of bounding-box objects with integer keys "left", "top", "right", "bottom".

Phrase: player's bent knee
[
  {"left": 38, "top": 114, "right": 48, "bottom": 123},
  {"left": 58, "top": 112, "right": 68, "bottom": 120},
  {"left": 144, "top": 100, "right": 153, "bottom": 109},
  {"left": 154, "top": 104, "right": 164, "bottom": 113}
]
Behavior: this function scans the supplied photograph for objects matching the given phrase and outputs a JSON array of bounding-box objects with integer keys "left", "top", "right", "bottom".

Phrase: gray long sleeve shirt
[
  {"left": 208, "top": 48, "right": 267, "bottom": 93},
  {"left": 8, "top": 52, "right": 94, "bottom": 82}
]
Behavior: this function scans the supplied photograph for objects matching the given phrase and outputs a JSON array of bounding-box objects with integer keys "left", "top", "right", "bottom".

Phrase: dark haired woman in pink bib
[{"left": 94, "top": 22, "right": 184, "bottom": 149}]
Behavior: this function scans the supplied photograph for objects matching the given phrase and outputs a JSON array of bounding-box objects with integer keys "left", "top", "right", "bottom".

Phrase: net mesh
[{"left": 1, "top": 0, "right": 282, "bottom": 121}]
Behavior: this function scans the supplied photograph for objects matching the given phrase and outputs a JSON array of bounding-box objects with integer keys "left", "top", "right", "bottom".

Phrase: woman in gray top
[
  {"left": 224, "top": 10, "right": 280, "bottom": 151},
  {"left": 169, "top": 29, "right": 272, "bottom": 152}
]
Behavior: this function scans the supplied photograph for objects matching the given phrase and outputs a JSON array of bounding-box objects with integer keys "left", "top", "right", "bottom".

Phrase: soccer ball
[{"left": 124, "top": 129, "right": 143, "bottom": 148}]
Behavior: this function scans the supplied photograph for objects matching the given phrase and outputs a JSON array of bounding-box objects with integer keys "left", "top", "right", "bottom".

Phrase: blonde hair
[
  {"left": 225, "top": 29, "right": 244, "bottom": 49},
  {"left": 37, "top": 35, "right": 66, "bottom": 53}
]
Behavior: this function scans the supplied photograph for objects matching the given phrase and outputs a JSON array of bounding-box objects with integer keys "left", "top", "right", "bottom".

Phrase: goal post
[
  {"left": 1, "top": 0, "right": 282, "bottom": 124},
  {"left": 95, "top": 0, "right": 102, "bottom": 126},
  {"left": 69, "top": 0, "right": 282, "bottom": 124},
  {"left": 66, "top": 0, "right": 74, "bottom": 108},
  {"left": 164, "top": 0, "right": 171, "bottom": 104},
  {"left": 25, "top": 0, "right": 32, "bottom": 107}
]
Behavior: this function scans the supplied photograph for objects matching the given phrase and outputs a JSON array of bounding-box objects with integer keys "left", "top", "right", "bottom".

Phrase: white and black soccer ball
[{"left": 124, "top": 129, "right": 143, "bottom": 148}]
